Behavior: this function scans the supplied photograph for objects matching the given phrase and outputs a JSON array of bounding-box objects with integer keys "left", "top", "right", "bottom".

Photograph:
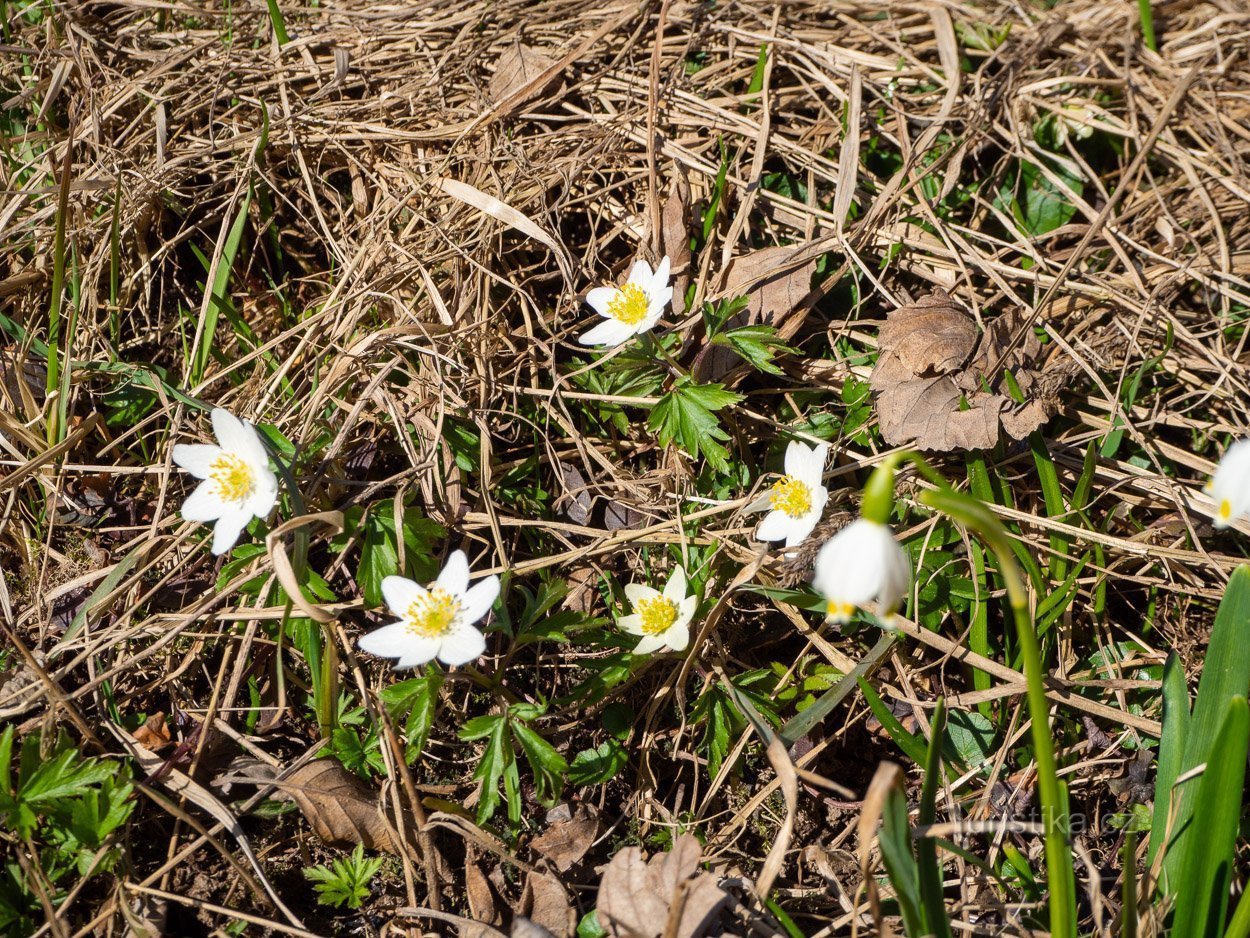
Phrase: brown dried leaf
[
  {"left": 597, "top": 834, "right": 730, "bottom": 938},
  {"left": 557, "top": 461, "right": 592, "bottom": 525},
  {"left": 531, "top": 806, "right": 598, "bottom": 872},
  {"left": 488, "top": 42, "right": 560, "bottom": 110},
  {"left": 871, "top": 291, "right": 1061, "bottom": 452},
  {"left": 876, "top": 289, "right": 977, "bottom": 376},
  {"left": 284, "top": 759, "right": 398, "bottom": 854},
  {"left": 466, "top": 855, "right": 502, "bottom": 927},
  {"left": 661, "top": 169, "right": 692, "bottom": 316},
  {"left": 132, "top": 712, "right": 172, "bottom": 751},
  {"left": 521, "top": 871, "right": 574, "bottom": 938}
]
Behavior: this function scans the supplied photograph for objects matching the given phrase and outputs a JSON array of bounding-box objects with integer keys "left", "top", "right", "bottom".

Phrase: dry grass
[{"left": 3, "top": 0, "right": 1250, "bottom": 934}]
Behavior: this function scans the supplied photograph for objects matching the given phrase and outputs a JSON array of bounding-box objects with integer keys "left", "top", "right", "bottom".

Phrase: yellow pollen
[
  {"left": 769, "top": 475, "right": 812, "bottom": 518},
  {"left": 606, "top": 283, "right": 649, "bottom": 325},
  {"left": 827, "top": 600, "right": 857, "bottom": 621},
  {"left": 209, "top": 453, "right": 255, "bottom": 504},
  {"left": 1220, "top": 498, "right": 1232, "bottom": 521},
  {"left": 404, "top": 588, "right": 461, "bottom": 639},
  {"left": 637, "top": 596, "right": 678, "bottom": 635}
]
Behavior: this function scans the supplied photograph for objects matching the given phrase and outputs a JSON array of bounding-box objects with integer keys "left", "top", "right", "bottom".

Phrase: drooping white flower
[
  {"left": 619, "top": 566, "right": 697, "bottom": 655},
  {"left": 172, "top": 407, "right": 279, "bottom": 555},
  {"left": 812, "top": 519, "right": 911, "bottom": 625},
  {"left": 358, "top": 550, "right": 500, "bottom": 669},
  {"left": 749, "top": 441, "right": 829, "bottom": 548},
  {"left": 1207, "top": 438, "right": 1250, "bottom": 528},
  {"left": 578, "top": 255, "right": 673, "bottom": 347}
]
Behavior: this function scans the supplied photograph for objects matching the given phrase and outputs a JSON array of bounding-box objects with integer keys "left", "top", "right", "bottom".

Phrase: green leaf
[
  {"left": 510, "top": 719, "right": 568, "bottom": 807},
  {"left": 461, "top": 714, "right": 512, "bottom": 825},
  {"left": 709, "top": 324, "right": 798, "bottom": 376},
  {"left": 379, "top": 670, "right": 443, "bottom": 763},
  {"left": 304, "top": 844, "right": 384, "bottom": 910},
  {"left": 647, "top": 377, "right": 742, "bottom": 471},
  {"left": 569, "top": 740, "right": 629, "bottom": 786},
  {"left": 878, "top": 772, "right": 925, "bottom": 937},
  {"left": 944, "top": 709, "right": 996, "bottom": 768}
]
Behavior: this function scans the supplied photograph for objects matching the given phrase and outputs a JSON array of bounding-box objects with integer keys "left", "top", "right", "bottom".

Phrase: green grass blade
[
  {"left": 1121, "top": 829, "right": 1138, "bottom": 938},
  {"left": 779, "top": 632, "right": 895, "bottom": 747},
  {"left": 880, "top": 777, "right": 925, "bottom": 937},
  {"left": 917, "top": 699, "right": 953, "bottom": 938},
  {"left": 1171, "top": 696, "right": 1249, "bottom": 937},
  {"left": 191, "top": 188, "right": 252, "bottom": 385},
  {"left": 1148, "top": 652, "right": 1189, "bottom": 871},
  {"left": 265, "top": 0, "right": 290, "bottom": 45},
  {"left": 857, "top": 676, "right": 927, "bottom": 767}
]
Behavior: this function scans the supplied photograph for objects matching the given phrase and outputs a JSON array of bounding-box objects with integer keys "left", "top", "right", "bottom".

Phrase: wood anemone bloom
[
  {"left": 1208, "top": 438, "right": 1250, "bottom": 528},
  {"left": 172, "top": 407, "right": 279, "bottom": 555},
  {"left": 749, "top": 440, "right": 830, "bottom": 549},
  {"left": 358, "top": 551, "right": 500, "bottom": 669},
  {"left": 618, "top": 566, "right": 697, "bottom": 655},
  {"left": 812, "top": 519, "right": 911, "bottom": 626},
  {"left": 578, "top": 255, "right": 673, "bottom": 347}
]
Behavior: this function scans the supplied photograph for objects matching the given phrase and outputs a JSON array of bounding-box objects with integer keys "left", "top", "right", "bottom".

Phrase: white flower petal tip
[
  {"left": 173, "top": 407, "right": 278, "bottom": 554},
  {"left": 1208, "top": 438, "right": 1250, "bottom": 530},
  {"left": 579, "top": 254, "right": 673, "bottom": 347},
  {"left": 812, "top": 519, "right": 911, "bottom": 627},
  {"left": 753, "top": 440, "right": 830, "bottom": 548},
  {"left": 359, "top": 552, "right": 499, "bottom": 669},
  {"left": 619, "top": 566, "right": 696, "bottom": 655}
]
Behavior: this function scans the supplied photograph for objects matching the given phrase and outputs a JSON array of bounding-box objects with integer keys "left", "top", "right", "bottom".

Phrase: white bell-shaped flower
[
  {"left": 172, "top": 408, "right": 279, "bottom": 555},
  {"left": 812, "top": 519, "right": 911, "bottom": 625},
  {"left": 1208, "top": 438, "right": 1250, "bottom": 529},
  {"left": 358, "top": 550, "right": 500, "bottom": 669}
]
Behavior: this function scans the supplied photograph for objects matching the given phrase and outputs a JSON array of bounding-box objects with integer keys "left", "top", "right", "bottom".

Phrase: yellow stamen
[
  {"left": 404, "top": 588, "right": 461, "bottom": 638},
  {"left": 209, "top": 453, "right": 255, "bottom": 504},
  {"left": 607, "top": 284, "right": 649, "bottom": 325},
  {"left": 637, "top": 595, "right": 678, "bottom": 635},
  {"left": 769, "top": 475, "right": 812, "bottom": 518},
  {"left": 826, "top": 599, "right": 857, "bottom": 621},
  {"left": 1220, "top": 498, "right": 1232, "bottom": 522}
]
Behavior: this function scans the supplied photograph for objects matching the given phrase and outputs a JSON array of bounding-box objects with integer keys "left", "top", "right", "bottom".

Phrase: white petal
[
  {"left": 395, "top": 637, "right": 443, "bottom": 669},
  {"left": 755, "top": 510, "right": 797, "bottom": 543},
  {"left": 382, "top": 576, "right": 425, "bottom": 615},
  {"left": 357, "top": 622, "right": 414, "bottom": 658},
  {"left": 634, "top": 309, "right": 664, "bottom": 335},
  {"left": 663, "top": 567, "right": 688, "bottom": 603},
  {"left": 677, "top": 595, "right": 698, "bottom": 626},
  {"left": 783, "top": 513, "right": 820, "bottom": 549},
  {"left": 172, "top": 444, "right": 221, "bottom": 479},
  {"left": 235, "top": 419, "right": 270, "bottom": 468},
  {"left": 246, "top": 467, "right": 279, "bottom": 518},
  {"left": 626, "top": 258, "right": 654, "bottom": 286},
  {"left": 458, "top": 576, "right": 500, "bottom": 625},
  {"left": 813, "top": 520, "right": 904, "bottom": 609},
  {"left": 624, "top": 583, "right": 660, "bottom": 606},
  {"left": 211, "top": 509, "right": 251, "bottom": 555},
  {"left": 633, "top": 634, "right": 666, "bottom": 655},
  {"left": 783, "top": 441, "right": 811, "bottom": 478},
  {"left": 436, "top": 550, "right": 470, "bottom": 597},
  {"left": 1211, "top": 439, "right": 1250, "bottom": 526},
  {"left": 182, "top": 481, "right": 226, "bottom": 523},
  {"left": 585, "top": 286, "right": 618, "bottom": 318},
  {"left": 578, "top": 318, "right": 637, "bottom": 347},
  {"left": 664, "top": 622, "right": 690, "bottom": 652},
  {"left": 618, "top": 614, "right": 644, "bottom": 635},
  {"left": 646, "top": 286, "right": 673, "bottom": 320},
  {"left": 876, "top": 536, "right": 913, "bottom": 615},
  {"left": 211, "top": 409, "right": 251, "bottom": 454},
  {"left": 650, "top": 255, "right": 671, "bottom": 293},
  {"left": 438, "top": 625, "right": 486, "bottom": 666},
  {"left": 747, "top": 491, "right": 775, "bottom": 513}
]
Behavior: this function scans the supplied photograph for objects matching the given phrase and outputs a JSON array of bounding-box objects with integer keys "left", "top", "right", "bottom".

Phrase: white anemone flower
[
  {"left": 750, "top": 441, "right": 830, "bottom": 548},
  {"left": 579, "top": 255, "right": 673, "bottom": 347},
  {"left": 619, "top": 566, "right": 697, "bottom": 655},
  {"left": 812, "top": 519, "right": 912, "bottom": 625},
  {"left": 172, "top": 407, "right": 279, "bottom": 555},
  {"left": 1207, "top": 438, "right": 1250, "bottom": 528},
  {"left": 358, "top": 550, "right": 500, "bottom": 669}
]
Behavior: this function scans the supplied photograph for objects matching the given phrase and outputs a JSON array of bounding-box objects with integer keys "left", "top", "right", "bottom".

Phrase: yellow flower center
[
  {"left": 637, "top": 596, "right": 678, "bottom": 635},
  {"left": 210, "top": 453, "right": 255, "bottom": 504},
  {"left": 769, "top": 475, "right": 812, "bottom": 518},
  {"left": 404, "top": 588, "right": 461, "bottom": 639},
  {"left": 607, "top": 284, "right": 649, "bottom": 326},
  {"left": 1220, "top": 498, "right": 1233, "bottom": 522}
]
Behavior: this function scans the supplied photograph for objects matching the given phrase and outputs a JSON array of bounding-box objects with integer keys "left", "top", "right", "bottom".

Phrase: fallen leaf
[
  {"left": 488, "top": 42, "right": 560, "bottom": 110},
  {"left": 530, "top": 805, "right": 598, "bottom": 872},
  {"left": 697, "top": 245, "right": 818, "bottom": 380},
  {"left": 465, "top": 854, "right": 502, "bottom": 927},
  {"left": 521, "top": 871, "right": 574, "bottom": 938},
  {"left": 557, "top": 461, "right": 593, "bottom": 525},
  {"left": 604, "top": 500, "right": 652, "bottom": 532},
  {"left": 871, "top": 290, "right": 1061, "bottom": 452},
  {"left": 284, "top": 759, "right": 399, "bottom": 854},
  {"left": 660, "top": 169, "right": 692, "bottom": 315},
  {"left": 597, "top": 834, "right": 731, "bottom": 938},
  {"left": 132, "top": 712, "right": 172, "bottom": 751},
  {"left": 512, "top": 919, "right": 558, "bottom": 938}
]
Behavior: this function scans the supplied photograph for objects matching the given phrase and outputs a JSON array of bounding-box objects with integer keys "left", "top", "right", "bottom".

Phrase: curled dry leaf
[
  {"left": 870, "top": 289, "right": 1060, "bottom": 452},
  {"left": 661, "top": 168, "right": 693, "bottom": 316},
  {"left": 132, "top": 712, "right": 172, "bottom": 751},
  {"left": 530, "top": 805, "right": 598, "bottom": 872},
  {"left": 597, "top": 834, "right": 731, "bottom": 938},
  {"left": 283, "top": 759, "right": 400, "bottom": 854}
]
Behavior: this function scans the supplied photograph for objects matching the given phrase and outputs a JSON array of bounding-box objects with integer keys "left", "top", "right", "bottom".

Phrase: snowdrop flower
[
  {"left": 813, "top": 519, "right": 911, "bottom": 625},
  {"left": 358, "top": 551, "right": 500, "bottom": 669},
  {"left": 172, "top": 408, "right": 279, "bottom": 555},
  {"left": 579, "top": 255, "right": 673, "bottom": 347},
  {"left": 1207, "top": 438, "right": 1250, "bottom": 528},
  {"left": 619, "top": 566, "right": 697, "bottom": 655},
  {"left": 750, "top": 441, "right": 829, "bottom": 548}
]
